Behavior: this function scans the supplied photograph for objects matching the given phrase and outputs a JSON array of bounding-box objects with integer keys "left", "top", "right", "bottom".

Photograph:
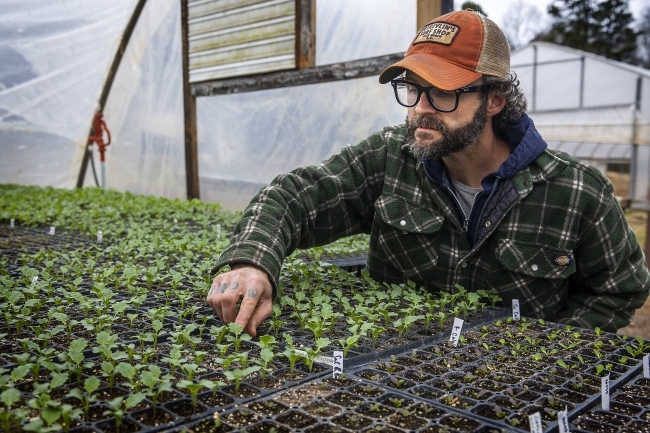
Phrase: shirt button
[
  {"left": 531, "top": 264, "right": 539, "bottom": 271},
  {"left": 400, "top": 220, "right": 406, "bottom": 226},
  {"left": 403, "top": 231, "right": 408, "bottom": 234},
  {"left": 485, "top": 220, "right": 491, "bottom": 227},
  {"left": 461, "top": 262, "right": 468, "bottom": 268}
]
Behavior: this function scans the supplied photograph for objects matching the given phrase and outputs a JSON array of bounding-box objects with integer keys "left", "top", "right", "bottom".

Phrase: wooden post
[
  {"left": 646, "top": 211, "right": 650, "bottom": 267},
  {"left": 417, "top": 0, "right": 442, "bottom": 31},
  {"left": 181, "top": 0, "right": 200, "bottom": 200},
  {"left": 295, "top": 0, "right": 316, "bottom": 69}
]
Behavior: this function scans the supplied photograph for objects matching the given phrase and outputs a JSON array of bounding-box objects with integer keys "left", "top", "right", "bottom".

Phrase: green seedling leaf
[
  {"left": 1, "top": 388, "right": 20, "bottom": 408},
  {"left": 84, "top": 376, "right": 101, "bottom": 394}
]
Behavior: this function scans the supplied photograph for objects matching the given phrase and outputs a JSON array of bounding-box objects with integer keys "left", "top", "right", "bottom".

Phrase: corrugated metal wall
[{"left": 188, "top": 0, "right": 296, "bottom": 82}]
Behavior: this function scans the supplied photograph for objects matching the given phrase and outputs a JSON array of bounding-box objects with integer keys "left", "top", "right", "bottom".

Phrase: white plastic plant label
[
  {"left": 333, "top": 350, "right": 343, "bottom": 379},
  {"left": 512, "top": 299, "right": 520, "bottom": 321},
  {"left": 10, "top": 219, "right": 14, "bottom": 228},
  {"left": 644, "top": 354, "right": 649, "bottom": 378},
  {"left": 49, "top": 226, "right": 55, "bottom": 235},
  {"left": 315, "top": 355, "right": 334, "bottom": 366},
  {"left": 601, "top": 374, "right": 610, "bottom": 410},
  {"left": 528, "top": 412, "right": 543, "bottom": 433},
  {"left": 31, "top": 276, "right": 38, "bottom": 287},
  {"left": 217, "top": 224, "right": 221, "bottom": 239},
  {"left": 448, "top": 317, "right": 464, "bottom": 347},
  {"left": 295, "top": 349, "right": 308, "bottom": 358},
  {"left": 557, "top": 406, "right": 570, "bottom": 433},
  {"left": 97, "top": 231, "right": 103, "bottom": 243}
]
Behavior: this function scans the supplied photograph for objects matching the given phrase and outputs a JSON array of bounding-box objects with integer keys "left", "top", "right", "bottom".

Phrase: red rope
[{"left": 87, "top": 112, "right": 111, "bottom": 162}]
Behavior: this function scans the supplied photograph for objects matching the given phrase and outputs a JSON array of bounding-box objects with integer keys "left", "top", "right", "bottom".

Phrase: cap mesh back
[{"left": 476, "top": 15, "right": 510, "bottom": 77}]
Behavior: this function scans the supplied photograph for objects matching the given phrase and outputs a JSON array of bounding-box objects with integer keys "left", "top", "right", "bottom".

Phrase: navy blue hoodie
[{"left": 422, "top": 113, "right": 547, "bottom": 247}]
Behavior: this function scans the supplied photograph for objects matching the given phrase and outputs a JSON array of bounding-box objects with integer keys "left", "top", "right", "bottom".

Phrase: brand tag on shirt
[{"left": 553, "top": 254, "right": 571, "bottom": 266}]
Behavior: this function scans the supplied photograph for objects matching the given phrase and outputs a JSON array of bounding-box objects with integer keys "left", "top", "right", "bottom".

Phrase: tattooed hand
[{"left": 206, "top": 264, "right": 273, "bottom": 337}]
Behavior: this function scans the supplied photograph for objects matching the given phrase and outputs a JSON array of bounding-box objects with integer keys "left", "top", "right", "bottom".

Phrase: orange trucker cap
[{"left": 379, "top": 9, "right": 510, "bottom": 90}]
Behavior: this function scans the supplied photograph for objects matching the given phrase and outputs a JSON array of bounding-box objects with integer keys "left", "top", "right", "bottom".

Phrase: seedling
[
  {"left": 67, "top": 375, "right": 101, "bottom": 420},
  {"left": 176, "top": 379, "right": 215, "bottom": 414},
  {"left": 226, "top": 323, "right": 251, "bottom": 353},
  {"left": 595, "top": 363, "right": 613, "bottom": 376},
  {"left": 223, "top": 366, "right": 261, "bottom": 392},
  {"left": 103, "top": 393, "right": 146, "bottom": 433},
  {"left": 281, "top": 334, "right": 306, "bottom": 373},
  {"left": 301, "top": 338, "right": 331, "bottom": 373},
  {"left": 1, "top": 388, "right": 26, "bottom": 433}
]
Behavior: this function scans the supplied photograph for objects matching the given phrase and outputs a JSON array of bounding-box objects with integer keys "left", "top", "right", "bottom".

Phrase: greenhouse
[{"left": 2, "top": 1, "right": 650, "bottom": 433}]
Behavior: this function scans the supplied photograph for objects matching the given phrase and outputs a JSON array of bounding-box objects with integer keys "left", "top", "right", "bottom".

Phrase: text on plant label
[
  {"left": 333, "top": 350, "right": 343, "bottom": 379},
  {"left": 528, "top": 412, "right": 543, "bottom": 433},
  {"left": 448, "top": 317, "right": 464, "bottom": 347},
  {"left": 512, "top": 299, "right": 520, "bottom": 321}
]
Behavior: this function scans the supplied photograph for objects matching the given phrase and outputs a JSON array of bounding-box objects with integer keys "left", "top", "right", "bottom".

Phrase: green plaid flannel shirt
[{"left": 214, "top": 125, "right": 649, "bottom": 331}]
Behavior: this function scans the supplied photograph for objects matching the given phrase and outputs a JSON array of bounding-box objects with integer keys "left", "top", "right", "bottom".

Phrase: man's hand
[{"left": 206, "top": 264, "right": 273, "bottom": 337}]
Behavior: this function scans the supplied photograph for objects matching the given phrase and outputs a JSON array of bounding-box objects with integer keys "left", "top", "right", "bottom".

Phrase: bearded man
[{"left": 206, "top": 9, "right": 649, "bottom": 336}]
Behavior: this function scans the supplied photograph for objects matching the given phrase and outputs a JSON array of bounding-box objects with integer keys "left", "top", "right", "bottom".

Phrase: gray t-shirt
[{"left": 449, "top": 177, "right": 483, "bottom": 218}]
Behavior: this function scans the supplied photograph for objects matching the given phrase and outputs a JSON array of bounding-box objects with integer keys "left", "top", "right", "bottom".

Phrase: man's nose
[{"left": 415, "top": 91, "right": 437, "bottom": 115}]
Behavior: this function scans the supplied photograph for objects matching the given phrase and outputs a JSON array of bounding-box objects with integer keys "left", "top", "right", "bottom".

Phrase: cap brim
[{"left": 378, "top": 54, "right": 482, "bottom": 90}]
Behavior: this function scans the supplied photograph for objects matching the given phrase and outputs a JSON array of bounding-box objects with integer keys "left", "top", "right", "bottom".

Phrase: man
[{"left": 206, "top": 10, "right": 649, "bottom": 336}]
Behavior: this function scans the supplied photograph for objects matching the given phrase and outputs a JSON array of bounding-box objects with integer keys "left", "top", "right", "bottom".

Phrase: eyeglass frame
[{"left": 390, "top": 79, "right": 492, "bottom": 113}]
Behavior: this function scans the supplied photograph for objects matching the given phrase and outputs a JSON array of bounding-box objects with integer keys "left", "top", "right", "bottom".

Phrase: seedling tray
[{"left": 2, "top": 188, "right": 649, "bottom": 433}]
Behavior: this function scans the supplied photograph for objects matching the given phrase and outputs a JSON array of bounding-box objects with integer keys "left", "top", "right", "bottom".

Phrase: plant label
[
  {"left": 49, "top": 226, "right": 55, "bottom": 235},
  {"left": 333, "top": 350, "right": 343, "bottom": 379},
  {"left": 528, "top": 412, "right": 542, "bottom": 433},
  {"left": 448, "top": 317, "right": 464, "bottom": 347},
  {"left": 295, "top": 349, "right": 308, "bottom": 358},
  {"left": 601, "top": 374, "right": 610, "bottom": 410},
  {"left": 315, "top": 355, "right": 334, "bottom": 366},
  {"left": 644, "top": 354, "right": 649, "bottom": 378},
  {"left": 97, "top": 231, "right": 103, "bottom": 243},
  {"left": 31, "top": 276, "right": 38, "bottom": 287},
  {"left": 10, "top": 219, "right": 14, "bottom": 228},
  {"left": 558, "top": 406, "right": 570, "bottom": 433},
  {"left": 512, "top": 299, "right": 520, "bottom": 321},
  {"left": 217, "top": 224, "right": 221, "bottom": 239}
]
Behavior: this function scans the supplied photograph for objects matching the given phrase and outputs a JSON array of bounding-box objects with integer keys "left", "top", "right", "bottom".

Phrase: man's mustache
[{"left": 409, "top": 114, "right": 447, "bottom": 133}]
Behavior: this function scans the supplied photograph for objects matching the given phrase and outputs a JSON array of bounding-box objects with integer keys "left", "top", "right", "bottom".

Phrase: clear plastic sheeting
[
  {"left": 315, "top": 0, "right": 415, "bottom": 66},
  {"left": 0, "top": 0, "right": 138, "bottom": 188},
  {"left": 512, "top": 42, "right": 650, "bottom": 117},
  {"left": 512, "top": 42, "right": 650, "bottom": 204},
  {"left": 100, "top": 0, "right": 186, "bottom": 199},
  {"left": 530, "top": 107, "right": 649, "bottom": 146},
  {"left": 197, "top": 77, "right": 406, "bottom": 210}
]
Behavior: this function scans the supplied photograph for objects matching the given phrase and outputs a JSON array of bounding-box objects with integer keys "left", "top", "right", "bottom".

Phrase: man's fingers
[
  {"left": 205, "top": 265, "right": 272, "bottom": 334},
  {"left": 243, "top": 296, "right": 272, "bottom": 337},
  {"left": 207, "top": 279, "right": 229, "bottom": 322},
  {"left": 220, "top": 289, "right": 242, "bottom": 324},
  {"left": 235, "top": 286, "right": 262, "bottom": 334}
]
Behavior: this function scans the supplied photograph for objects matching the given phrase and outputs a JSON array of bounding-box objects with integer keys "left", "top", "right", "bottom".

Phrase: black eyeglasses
[{"left": 390, "top": 79, "right": 491, "bottom": 112}]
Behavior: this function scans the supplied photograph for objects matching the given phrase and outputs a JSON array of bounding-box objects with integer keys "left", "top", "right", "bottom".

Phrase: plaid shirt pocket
[
  {"left": 374, "top": 194, "right": 444, "bottom": 234},
  {"left": 368, "top": 194, "right": 445, "bottom": 284},
  {"left": 496, "top": 239, "right": 576, "bottom": 279}
]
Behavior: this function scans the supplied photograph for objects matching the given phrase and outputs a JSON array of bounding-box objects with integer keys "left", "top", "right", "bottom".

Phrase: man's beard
[{"left": 404, "top": 99, "right": 488, "bottom": 161}]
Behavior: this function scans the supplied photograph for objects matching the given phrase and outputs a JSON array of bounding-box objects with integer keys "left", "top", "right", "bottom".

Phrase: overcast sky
[{"left": 455, "top": 0, "right": 649, "bottom": 29}]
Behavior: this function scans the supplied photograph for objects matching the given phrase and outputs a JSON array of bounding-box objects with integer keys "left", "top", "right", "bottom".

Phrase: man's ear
[{"left": 486, "top": 90, "right": 506, "bottom": 117}]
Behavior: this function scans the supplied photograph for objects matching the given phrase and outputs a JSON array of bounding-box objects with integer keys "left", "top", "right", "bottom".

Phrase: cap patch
[
  {"left": 553, "top": 254, "right": 571, "bottom": 266},
  {"left": 414, "top": 21, "right": 460, "bottom": 46}
]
